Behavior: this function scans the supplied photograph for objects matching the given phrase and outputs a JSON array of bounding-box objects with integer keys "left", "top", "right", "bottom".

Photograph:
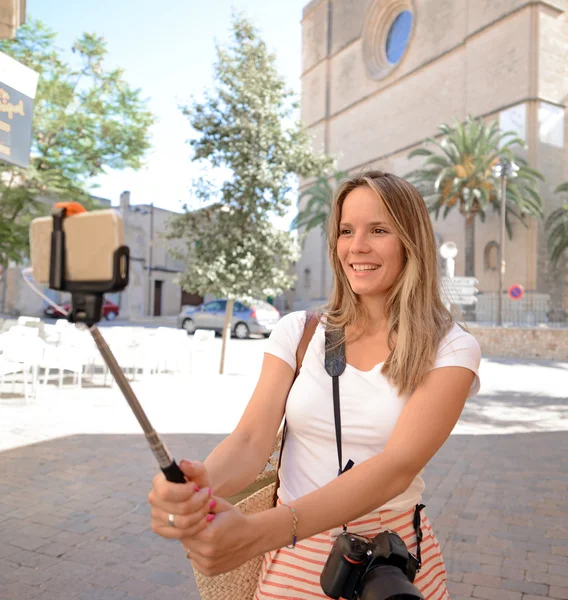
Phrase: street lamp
[
  {"left": 492, "top": 159, "right": 519, "bottom": 326},
  {"left": 440, "top": 241, "right": 458, "bottom": 279}
]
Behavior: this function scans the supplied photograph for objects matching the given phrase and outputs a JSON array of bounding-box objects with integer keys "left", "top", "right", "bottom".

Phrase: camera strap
[
  {"left": 413, "top": 503, "right": 425, "bottom": 569},
  {"left": 324, "top": 328, "right": 353, "bottom": 477},
  {"left": 324, "top": 325, "right": 425, "bottom": 569}
]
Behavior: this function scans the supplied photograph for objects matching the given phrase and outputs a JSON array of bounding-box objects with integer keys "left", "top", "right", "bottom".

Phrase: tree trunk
[
  {"left": 219, "top": 298, "right": 235, "bottom": 375},
  {"left": 464, "top": 214, "right": 476, "bottom": 277},
  {"left": 0, "top": 268, "right": 6, "bottom": 314}
]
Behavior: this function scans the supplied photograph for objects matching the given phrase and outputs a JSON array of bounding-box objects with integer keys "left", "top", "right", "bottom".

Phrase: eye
[
  {"left": 339, "top": 228, "right": 352, "bottom": 235},
  {"left": 373, "top": 228, "right": 387, "bottom": 235}
]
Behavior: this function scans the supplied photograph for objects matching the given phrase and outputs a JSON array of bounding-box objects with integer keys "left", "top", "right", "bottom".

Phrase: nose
[{"left": 349, "top": 231, "right": 371, "bottom": 254}]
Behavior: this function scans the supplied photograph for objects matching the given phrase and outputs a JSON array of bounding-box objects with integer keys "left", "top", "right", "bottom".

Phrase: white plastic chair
[
  {"left": 40, "top": 344, "right": 84, "bottom": 389},
  {"left": 0, "top": 357, "right": 29, "bottom": 400},
  {"left": 0, "top": 329, "right": 43, "bottom": 401}
]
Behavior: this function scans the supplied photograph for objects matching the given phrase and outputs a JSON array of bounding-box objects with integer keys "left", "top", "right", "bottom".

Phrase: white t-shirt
[{"left": 265, "top": 311, "right": 481, "bottom": 512}]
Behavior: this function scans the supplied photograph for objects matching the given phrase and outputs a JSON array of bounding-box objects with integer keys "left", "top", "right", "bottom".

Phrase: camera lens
[
  {"left": 348, "top": 538, "right": 370, "bottom": 561},
  {"left": 358, "top": 565, "right": 424, "bottom": 600}
]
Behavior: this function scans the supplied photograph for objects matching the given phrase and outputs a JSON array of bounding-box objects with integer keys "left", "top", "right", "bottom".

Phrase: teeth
[{"left": 352, "top": 265, "right": 379, "bottom": 272}]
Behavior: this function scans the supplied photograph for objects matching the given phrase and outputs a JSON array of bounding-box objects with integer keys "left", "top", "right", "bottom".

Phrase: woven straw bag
[
  {"left": 192, "top": 311, "right": 319, "bottom": 600},
  {"left": 192, "top": 430, "right": 283, "bottom": 600}
]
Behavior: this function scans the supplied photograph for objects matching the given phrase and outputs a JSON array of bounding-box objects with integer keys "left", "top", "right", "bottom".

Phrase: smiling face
[{"left": 336, "top": 185, "right": 405, "bottom": 299}]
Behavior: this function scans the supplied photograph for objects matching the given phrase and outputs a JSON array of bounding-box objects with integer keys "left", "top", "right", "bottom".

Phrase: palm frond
[
  {"left": 405, "top": 115, "right": 545, "bottom": 228},
  {"left": 291, "top": 171, "right": 344, "bottom": 234},
  {"left": 408, "top": 148, "right": 435, "bottom": 158},
  {"left": 546, "top": 186, "right": 568, "bottom": 266}
]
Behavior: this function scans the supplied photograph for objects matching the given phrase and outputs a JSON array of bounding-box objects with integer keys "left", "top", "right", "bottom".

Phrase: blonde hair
[{"left": 325, "top": 170, "right": 452, "bottom": 395}]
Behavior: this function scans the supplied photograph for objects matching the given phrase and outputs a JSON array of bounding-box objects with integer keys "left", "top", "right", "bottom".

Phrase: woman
[{"left": 148, "top": 170, "right": 481, "bottom": 599}]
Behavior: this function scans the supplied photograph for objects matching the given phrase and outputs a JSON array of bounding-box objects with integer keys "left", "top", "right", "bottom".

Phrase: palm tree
[
  {"left": 290, "top": 170, "right": 349, "bottom": 234},
  {"left": 546, "top": 182, "right": 568, "bottom": 268},
  {"left": 406, "top": 116, "right": 544, "bottom": 277},
  {"left": 291, "top": 171, "right": 348, "bottom": 298}
]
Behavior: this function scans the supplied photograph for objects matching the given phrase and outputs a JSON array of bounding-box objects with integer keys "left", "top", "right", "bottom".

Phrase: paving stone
[
  {"left": 78, "top": 589, "right": 127, "bottom": 600},
  {"left": 528, "top": 552, "right": 568, "bottom": 566},
  {"left": 27, "top": 514, "right": 66, "bottom": 528},
  {"left": 114, "top": 577, "right": 162, "bottom": 596},
  {"left": 145, "top": 569, "right": 191, "bottom": 587},
  {"left": 447, "top": 581, "right": 475, "bottom": 596},
  {"left": 472, "top": 585, "right": 522, "bottom": 600},
  {"left": 35, "top": 541, "right": 71, "bottom": 558},
  {"left": 0, "top": 581, "right": 43, "bottom": 599},
  {"left": 54, "top": 519, "right": 97, "bottom": 534},
  {"left": 83, "top": 568, "right": 131, "bottom": 589},
  {"left": 39, "top": 575, "right": 97, "bottom": 595},
  {"left": 6, "top": 549, "right": 59, "bottom": 569},
  {"left": 9, "top": 535, "right": 48, "bottom": 551},
  {"left": 0, "top": 543, "right": 23, "bottom": 560},
  {"left": 464, "top": 572, "right": 502, "bottom": 587},
  {"left": 500, "top": 578, "right": 549, "bottom": 595},
  {"left": 60, "top": 547, "right": 119, "bottom": 567},
  {"left": 526, "top": 570, "right": 568, "bottom": 587},
  {"left": 8, "top": 565, "right": 50, "bottom": 586},
  {"left": 18, "top": 524, "right": 61, "bottom": 539},
  {"left": 480, "top": 564, "right": 524, "bottom": 581},
  {"left": 43, "top": 558, "right": 95, "bottom": 580},
  {"left": 49, "top": 530, "right": 85, "bottom": 546},
  {"left": 32, "top": 591, "right": 78, "bottom": 600},
  {"left": 550, "top": 586, "right": 568, "bottom": 599}
]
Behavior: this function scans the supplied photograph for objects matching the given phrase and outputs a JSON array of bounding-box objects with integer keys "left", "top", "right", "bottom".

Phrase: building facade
[
  {"left": 118, "top": 191, "right": 200, "bottom": 319},
  {"left": 295, "top": 0, "right": 568, "bottom": 319},
  {"left": 0, "top": 0, "right": 26, "bottom": 40}
]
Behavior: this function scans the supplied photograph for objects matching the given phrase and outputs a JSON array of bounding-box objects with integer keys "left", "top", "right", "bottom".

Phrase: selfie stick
[
  {"left": 88, "top": 327, "right": 186, "bottom": 483},
  {"left": 49, "top": 206, "right": 186, "bottom": 484}
]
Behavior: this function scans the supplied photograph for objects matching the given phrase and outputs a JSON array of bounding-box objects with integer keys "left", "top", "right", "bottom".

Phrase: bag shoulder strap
[
  {"left": 295, "top": 310, "right": 319, "bottom": 378},
  {"left": 273, "top": 311, "right": 319, "bottom": 505}
]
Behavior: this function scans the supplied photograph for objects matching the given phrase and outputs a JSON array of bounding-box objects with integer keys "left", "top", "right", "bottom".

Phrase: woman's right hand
[{"left": 148, "top": 460, "right": 216, "bottom": 540}]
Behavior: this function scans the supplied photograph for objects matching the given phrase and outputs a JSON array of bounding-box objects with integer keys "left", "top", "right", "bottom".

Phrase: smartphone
[{"left": 30, "top": 209, "right": 125, "bottom": 286}]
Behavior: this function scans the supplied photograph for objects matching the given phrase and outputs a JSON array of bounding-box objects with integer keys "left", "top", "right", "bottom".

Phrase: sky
[{"left": 27, "top": 0, "right": 309, "bottom": 225}]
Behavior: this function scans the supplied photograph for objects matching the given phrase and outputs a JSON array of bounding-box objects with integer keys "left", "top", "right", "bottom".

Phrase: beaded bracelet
[{"left": 282, "top": 503, "right": 298, "bottom": 548}]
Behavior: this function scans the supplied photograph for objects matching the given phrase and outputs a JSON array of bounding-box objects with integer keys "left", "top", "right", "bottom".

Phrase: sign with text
[
  {"left": 0, "top": 52, "right": 39, "bottom": 168},
  {"left": 441, "top": 276, "right": 479, "bottom": 306}
]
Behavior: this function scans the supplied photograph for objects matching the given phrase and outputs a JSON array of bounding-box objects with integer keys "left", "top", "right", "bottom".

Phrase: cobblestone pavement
[{"left": 0, "top": 351, "right": 567, "bottom": 600}]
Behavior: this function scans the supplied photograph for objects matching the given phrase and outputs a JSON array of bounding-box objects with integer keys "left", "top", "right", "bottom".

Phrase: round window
[
  {"left": 385, "top": 10, "right": 413, "bottom": 64},
  {"left": 362, "top": 0, "right": 415, "bottom": 80}
]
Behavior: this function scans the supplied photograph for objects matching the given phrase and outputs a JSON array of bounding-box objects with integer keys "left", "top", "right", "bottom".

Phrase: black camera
[{"left": 320, "top": 530, "right": 424, "bottom": 600}]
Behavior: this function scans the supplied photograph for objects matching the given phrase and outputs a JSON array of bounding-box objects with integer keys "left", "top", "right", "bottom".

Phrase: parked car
[
  {"left": 177, "top": 299, "right": 280, "bottom": 339},
  {"left": 44, "top": 298, "right": 120, "bottom": 321}
]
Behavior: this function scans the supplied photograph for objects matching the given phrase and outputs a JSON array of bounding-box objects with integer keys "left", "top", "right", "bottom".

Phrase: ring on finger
[{"left": 168, "top": 513, "right": 176, "bottom": 528}]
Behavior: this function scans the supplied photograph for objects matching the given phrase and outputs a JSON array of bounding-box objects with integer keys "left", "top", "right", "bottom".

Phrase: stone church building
[{"left": 295, "top": 0, "right": 568, "bottom": 322}]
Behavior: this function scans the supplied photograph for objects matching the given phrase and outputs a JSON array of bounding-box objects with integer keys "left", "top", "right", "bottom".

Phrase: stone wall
[{"left": 469, "top": 324, "right": 568, "bottom": 360}]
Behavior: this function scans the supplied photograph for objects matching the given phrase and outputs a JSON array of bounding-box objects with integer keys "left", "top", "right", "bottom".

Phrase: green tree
[
  {"left": 168, "top": 14, "right": 331, "bottom": 373},
  {"left": 546, "top": 182, "right": 568, "bottom": 268},
  {"left": 0, "top": 18, "right": 155, "bottom": 269},
  {"left": 406, "top": 116, "right": 544, "bottom": 277}
]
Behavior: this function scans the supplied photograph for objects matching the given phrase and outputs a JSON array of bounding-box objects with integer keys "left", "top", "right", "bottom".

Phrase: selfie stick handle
[{"left": 89, "top": 325, "right": 186, "bottom": 484}]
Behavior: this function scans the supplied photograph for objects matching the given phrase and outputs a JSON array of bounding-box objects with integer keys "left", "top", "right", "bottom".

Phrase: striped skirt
[{"left": 254, "top": 505, "right": 448, "bottom": 600}]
